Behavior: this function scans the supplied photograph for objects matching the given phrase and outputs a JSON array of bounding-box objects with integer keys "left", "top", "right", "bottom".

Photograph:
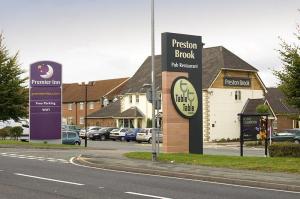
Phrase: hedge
[
  {"left": 0, "top": 127, "right": 12, "bottom": 140},
  {"left": 269, "top": 143, "right": 300, "bottom": 157}
]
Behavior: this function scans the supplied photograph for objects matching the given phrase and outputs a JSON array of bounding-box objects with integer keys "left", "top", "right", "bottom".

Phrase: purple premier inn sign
[{"left": 29, "top": 61, "right": 62, "bottom": 142}]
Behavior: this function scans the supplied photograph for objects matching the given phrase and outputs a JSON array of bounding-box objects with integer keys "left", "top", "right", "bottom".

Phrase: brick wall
[
  {"left": 62, "top": 101, "right": 102, "bottom": 127},
  {"left": 277, "top": 115, "right": 293, "bottom": 131}
]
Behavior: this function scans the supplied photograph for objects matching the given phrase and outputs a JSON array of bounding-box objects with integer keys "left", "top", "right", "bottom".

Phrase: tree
[
  {"left": 9, "top": 126, "right": 23, "bottom": 140},
  {"left": 0, "top": 34, "right": 28, "bottom": 121},
  {"left": 256, "top": 104, "right": 270, "bottom": 114},
  {"left": 274, "top": 23, "right": 300, "bottom": 109}
]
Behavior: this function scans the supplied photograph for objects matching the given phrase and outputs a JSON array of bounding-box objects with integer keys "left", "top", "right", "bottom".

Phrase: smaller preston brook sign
[
  {"left": 29, "top": 61, "right": 62, "bottom": 143},
  {"left": 224, "top": 77, "right": 251, "bottom": 87}
]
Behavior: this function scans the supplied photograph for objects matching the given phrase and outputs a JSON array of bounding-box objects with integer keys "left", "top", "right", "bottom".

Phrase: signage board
[
  {"left": 242, "top": 116, "right": 260, "bottom": 141},
  {"left": 29, "top": 61, "right": 62, "bottom": 142},
  {"left": 171, "top": 77, "right": 198, "bottom": 118},
  {"left": 162, "top": 32, "right": 203, "bottom": 154},
  {"left": 162, "top": 32, "right": 202, "bottom": 73},
  {"left": 224, "top": 77, "right": 251, "bottom": 87}
]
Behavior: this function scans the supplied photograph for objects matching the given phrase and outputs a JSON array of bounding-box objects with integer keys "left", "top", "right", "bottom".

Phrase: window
[
  {"left": 293, "top": 120, "right": 299, "bottom": 128},
  {"left": 67, "top": 117, "right": 73, "bottom": 124},
  {"left": 80, "top": 102, "right": 84, "bottom": 110},
  {"left": 272, "top": 120, "right": 278, "bottom": 130},
  {"left": 80, "top": 117, "right": 84, "bottom": 125},
  {"left": 136, "top": 95, "right": 139, "bottom": 103},
  {"left": 68, "top": 103, "right": 72, "bottom": 110},
  {"left": 89, "top": 102, "right": 94, "bottom": 109},
  {"left": 68, "top": 132, "right": 76, "bottom": 138},
  {"left": 129, "top": 95, "right": 132, "bottom": 103},
  {"left": 234, "top": 91, "right": 241, "bottom": 101},
  {"left": 63, "top": 133, "right": 67, "bottom": 139}
]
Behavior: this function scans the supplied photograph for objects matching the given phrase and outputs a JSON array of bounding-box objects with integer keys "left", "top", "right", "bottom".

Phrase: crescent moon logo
[{"left": 39, "top": 64, "right": 54, "bottom": 79}]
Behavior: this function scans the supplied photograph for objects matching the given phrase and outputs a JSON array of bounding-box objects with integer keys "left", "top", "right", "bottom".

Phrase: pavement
[{"left": 73, "top": 148, "right": 300, "bottom": 193}]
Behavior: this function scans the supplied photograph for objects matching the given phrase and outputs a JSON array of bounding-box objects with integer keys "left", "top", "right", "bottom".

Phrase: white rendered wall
[{"left": 207, "top": 88, "right": 264, "bottom": 141}]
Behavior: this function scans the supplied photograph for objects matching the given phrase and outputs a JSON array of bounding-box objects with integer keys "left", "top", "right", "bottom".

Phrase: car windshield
[
  {"left": 140, "top": 129, "right": 148, "bottom": 133},
  {"left": 68, "top": 133, "right": 77, "bottom": 138},
  {"left": 99, "top": 128, "right": 108, "bottom": 132}
]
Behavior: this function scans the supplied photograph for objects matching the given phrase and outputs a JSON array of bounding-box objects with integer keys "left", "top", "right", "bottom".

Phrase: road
[{"left": 0, "top": 150, "right": 298, "bottom": 199}]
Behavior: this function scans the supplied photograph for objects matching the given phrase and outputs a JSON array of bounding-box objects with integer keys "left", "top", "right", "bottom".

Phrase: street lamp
[
  {"left": 150, "top": 0, "right": 157, "bottom": 161},
  {"left": 81, "top": 81, "right": 94, "bottom": 148}
]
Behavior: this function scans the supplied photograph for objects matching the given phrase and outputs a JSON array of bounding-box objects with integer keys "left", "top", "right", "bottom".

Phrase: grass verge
[
  {"left": 124, "top": 152, "right": 300, "bottom": 174},
  {"left": 0, "top": 140, "right": 81, "bottom": 149}
]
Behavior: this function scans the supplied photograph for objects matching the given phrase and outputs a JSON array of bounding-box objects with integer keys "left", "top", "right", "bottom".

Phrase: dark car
[
  {"left": 125, "top": 128, "right": 141, "bottom": 142},
  {"left": 62, "top": 131, "right": 81, "bottom": 145},
  {"left": 88, "top": 127, "right": 118, "bottom": 141},
  {"left": 271, "top": 129, "right": 300, "bottom": 144}
]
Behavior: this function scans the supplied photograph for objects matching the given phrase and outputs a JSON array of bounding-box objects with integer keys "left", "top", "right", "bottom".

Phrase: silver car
[
  {"left": 79, "top": 126, "right": 101, "bottom": 138},
  {"left": 136, "top": 128, "right": 163, "bottom": 143}
]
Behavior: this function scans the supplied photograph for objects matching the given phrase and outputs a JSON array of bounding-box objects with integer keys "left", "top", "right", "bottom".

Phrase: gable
[{"left": 210, "top": 69, "right": 265, "bottom": 91}]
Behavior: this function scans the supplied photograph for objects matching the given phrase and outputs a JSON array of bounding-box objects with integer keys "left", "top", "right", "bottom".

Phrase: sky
[{"left": 0, "top": 0, "right": 299, "bottom": 86}]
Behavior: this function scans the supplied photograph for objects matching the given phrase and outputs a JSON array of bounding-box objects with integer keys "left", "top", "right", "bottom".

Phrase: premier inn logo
[{"left": 171, "top": 77, "right": 198, "bottom": 118}]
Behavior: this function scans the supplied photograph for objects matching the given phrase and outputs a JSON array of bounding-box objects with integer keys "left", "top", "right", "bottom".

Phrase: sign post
[
  {"left": 162, "top": 32, "right": 203, "bottom": 154},
  {"left": 238, "top": 113, "right": 269, "bottom": 157},
  {"left": 29, "top": 61, "right": 62, "bottom": 143}
]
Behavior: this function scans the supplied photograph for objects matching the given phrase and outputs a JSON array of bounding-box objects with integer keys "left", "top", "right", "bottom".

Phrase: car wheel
[
  {"left": 75, "top": 141, "right": 80, "bottom": 145},
  {"left": 100, "top": 135, "right": 106, "bottom": 141},
  {"left": 121, "top": 137, "right": 125, "bottom": 142},
  {"left": 126, "top": 139, "right": 130, "bottom": 142},
  {"left": 295, "top": 140, "right": 300, "bottom": 144},
  {"left": 148, "top": 138, "right": 152, "bottom": 144},
  {"left": 137, "top": 141, "right": 141, "bottom": 143}
]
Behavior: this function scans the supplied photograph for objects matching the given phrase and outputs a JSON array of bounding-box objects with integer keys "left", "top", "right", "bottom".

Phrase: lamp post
[
  {"left": 82, "top": 81, "right": 94, "bottom": 148},
  {"left": 150, "top": 0, "right": 157, "bottom": 161}
]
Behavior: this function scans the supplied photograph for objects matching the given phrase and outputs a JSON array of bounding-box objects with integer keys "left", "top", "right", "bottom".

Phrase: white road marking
[
  {"left": 70, "top": 157, "right": 300, "bottom": 194},
  {"left": 47, "top": 159, "right": 58, "bottom": 162},
  {"left": 0, "top": 170, "right": 3, "bottom": 172},
  {"left": 14, "top": 173, "right": 84, "bottom": 186},
  {"left": 125, "top": 192, "right": 172, "bottom": 199},
  {"left": 98, "top": 187, "right": 104, "bottom": 189},
  {"left": 1, "top": 153, "right": 68, "bottom": 164}
]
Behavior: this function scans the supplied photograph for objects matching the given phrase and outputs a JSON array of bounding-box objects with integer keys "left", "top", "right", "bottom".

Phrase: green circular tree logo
[{"left": 171, "top": 77, "right": 198, "bottom": 118}]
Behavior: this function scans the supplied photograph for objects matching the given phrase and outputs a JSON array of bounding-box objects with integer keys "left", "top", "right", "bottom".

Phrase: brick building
[
  {"left": 62, "top": 77, "right": 128, "bottom": 127},
  {"left": 242, "top": 87, "right": 300, "bottom": 132}
]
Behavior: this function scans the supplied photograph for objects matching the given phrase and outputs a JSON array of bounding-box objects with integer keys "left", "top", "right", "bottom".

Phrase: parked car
[
  {"left": 62, "top": 125, "right": 81, "bottom": 135},
  {"left": 62, "top": 131, "right": 81, "bottom": 145},
  {"left": 125, "top": 128, "right": 141, "bottom": 142},
  {"left": 136, "top": 128, "right": 163, "bottom": 143},
  {"left": 109, "top": 128, "right": 130, "bottom": 141},
  {"left": 271, "top": 129, "right": 300, "bottom": 144},
  {"left": 88, "top": 127, "right": 118, "bottom": 141},
  {"left": 79, "top": 126, "right": 101, "bottom": 138}
]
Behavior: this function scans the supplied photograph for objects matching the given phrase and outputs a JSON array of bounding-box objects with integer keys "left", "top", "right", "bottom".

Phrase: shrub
[
  {"left": 9, "top": 126, "right": 23, "bottom": 140},
  {"left": 0, "top": 127, "right": 11, "bottom": 140},
  {"left": 269, "top": 143, "right": 300, "bottom": 157}
]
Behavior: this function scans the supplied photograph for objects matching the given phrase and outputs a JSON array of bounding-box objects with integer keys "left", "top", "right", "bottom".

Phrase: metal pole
[
  {"left": 151, "top": 0, "right": 157, "bottom": 161},
  {"left": 265, "top": 116, "right": 268, "bottom": 157},
  {"left": 85, "top": 84, "right": 88, "bottom": 148},
  {"left": 240, "top": 115, "right": 244, "bottom": 157}
]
